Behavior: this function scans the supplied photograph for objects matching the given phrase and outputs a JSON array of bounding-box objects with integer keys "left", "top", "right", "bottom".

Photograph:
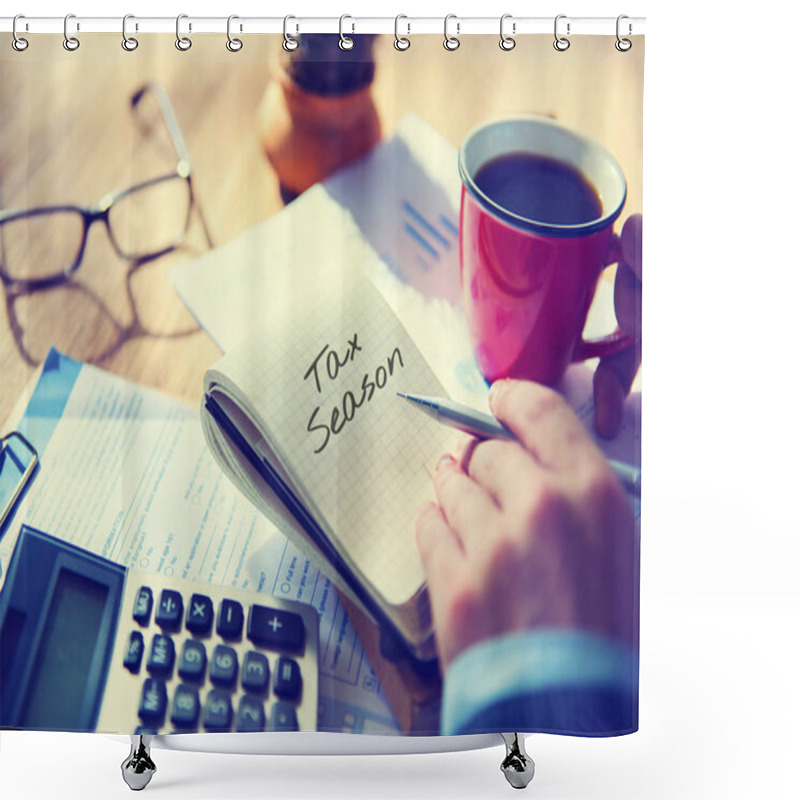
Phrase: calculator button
[
  {"left": 185, "top": 593, "right": 214, "bottom": 636},
  {"left": 247, "top": 605, "right": 305, "bottom": 653},
  {"left": 273, "top": 657, "right": 302, "bottom": 702},
  {"left": 178, "top": 639, "right": 207, "bottom": 682},
  {"left": 203, "top": 690, "right": 233, "bottom": 731},
  {"left": 138, "top": 678, "right": 167, "bottom": 725},
  {"left": 155, "top": 590, "right": 183, "bottom": 632},
  {"left": 270, "top": 701, "right": 299, "bottom": 732},
  {"left": 216, "top": 599, "right": 244, "bottom": 639},
  {"left": 236, "top": 696, "right": 266, "bottom": 732},
  {"left": 209, "top": 645, "right": 239, "bottom": 688},
  {"left": 170, "top": 684, "right": 201, "bottom": 729},
  {"left": 133, "top": 587, "right": 153, "bottom": 626},
  {"left": 147, "top": 634, "right": 176, "bottom": 677},
  {"left": 241, "top": 651, "right": 270, "bottom": 694},
  {"left": 123, "top": 631, "right": 145, "bottom": 674}
]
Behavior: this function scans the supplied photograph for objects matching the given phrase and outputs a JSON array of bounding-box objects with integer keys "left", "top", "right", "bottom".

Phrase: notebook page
[{"left": 213, "top": 221, "right": 459, "bottom": 609}]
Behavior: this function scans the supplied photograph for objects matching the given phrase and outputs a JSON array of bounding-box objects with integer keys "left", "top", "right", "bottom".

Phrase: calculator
[{"left": 0, "top": 525, "right": 319, "bottom": 734}]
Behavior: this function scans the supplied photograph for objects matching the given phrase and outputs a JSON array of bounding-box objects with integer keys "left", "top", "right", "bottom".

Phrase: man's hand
[{"left": 416, "top": 379, "right": 638, "bottom": 672}]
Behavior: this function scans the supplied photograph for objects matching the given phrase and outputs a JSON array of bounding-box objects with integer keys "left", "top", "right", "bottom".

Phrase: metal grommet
[
  {"left": 553, "top": 14, "right": 570, "bottom": 51},
  {"left": 283, "top": 15, "right": 299, "bottom": 51},
  {"left": 394, "top": 14, "right": 410, "bottom": 51},
  {"left": 12, "top": 15, "right": 29, "bottom": 51},
  {"left": 443, "top": 14, "right": 460, "bottom": 51},
  {"left": 175, "top": 14, "right": 192, "bottom": 51},
  {"left": 122, "top": 14, "right": 139, "bottom": 51},
  {"left": 615, "top": 14, "right": 632, "bottom": 52},
  {"left": 499, "top": 14, "right": 515, "bottom": 51},
  {"left": 63, "top": 13, "right": 80, "bottom": 51},
  {"left": 339, "top": 14, "right": 354, "bottom": 51},
  {"left": 227, "top": 15, "right": 243, "bottom": 52}
]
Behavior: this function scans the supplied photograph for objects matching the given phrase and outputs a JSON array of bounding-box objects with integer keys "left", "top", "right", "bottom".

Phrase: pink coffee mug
[{"left": 459, "top": 115, "right": 634, "bottom": 387}]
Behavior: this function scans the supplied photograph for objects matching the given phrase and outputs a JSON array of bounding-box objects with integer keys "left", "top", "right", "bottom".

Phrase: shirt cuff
[{"left": 441, "top": 629, "right": 638, "bottom": 736}]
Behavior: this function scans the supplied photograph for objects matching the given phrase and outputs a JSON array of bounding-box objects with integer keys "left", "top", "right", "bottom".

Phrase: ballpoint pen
[{"left": 398, "top": 392, "right": 640, "bottom": 497}]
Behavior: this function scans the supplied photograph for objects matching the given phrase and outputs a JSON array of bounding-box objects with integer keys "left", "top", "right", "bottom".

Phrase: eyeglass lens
[
  {"left": 0, "top": 211, "right": 85, "bottom": 284},
  {"left": 0, "top": 176, "right": 192, "bottom": 284},
  {"left": 107, "top": 176, "right": 192, "bottom": 259}
]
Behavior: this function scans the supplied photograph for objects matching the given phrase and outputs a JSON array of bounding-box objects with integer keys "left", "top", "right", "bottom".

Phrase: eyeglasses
[{"left": 0, "top": 83, "right": 196, "bottom": 289}]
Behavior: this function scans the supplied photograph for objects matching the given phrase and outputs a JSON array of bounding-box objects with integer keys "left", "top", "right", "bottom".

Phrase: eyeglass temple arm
[
  {"left": 130, "top": 83, "right": 192, "bottom": 175},
  {"left": 130, "top": 82, "right": 215, "bottom": 251}
]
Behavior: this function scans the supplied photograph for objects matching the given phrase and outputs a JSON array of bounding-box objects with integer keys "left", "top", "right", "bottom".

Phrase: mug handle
[{"left": 572, "top": 232, "right": 636, "bottom": 362}]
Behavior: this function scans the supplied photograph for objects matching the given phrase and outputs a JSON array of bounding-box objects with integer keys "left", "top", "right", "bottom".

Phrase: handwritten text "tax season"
[{"left": 303, "top": 333, "right": 404, "bottom": 454}]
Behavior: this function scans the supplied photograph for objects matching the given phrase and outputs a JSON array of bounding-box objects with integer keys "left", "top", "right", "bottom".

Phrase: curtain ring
[
  {"left": 499, "top": 14, "right": 515, "bottom": 51},
  {"left": 12, "top": 15, "right": 29, "bottom": 52},
  {"left": 227, "top": 15, "right": 243, "bottom": 51},
  {"left": 443, "top": 14, "right": 460, "bottom": 51},
  {"left": 176, "top": 14, "right": 192, "bottom": 51},
  {"left": 283, "top": 15, "right": 299, "bottom": 51},
  {"left": 122, "top": 14, "right": 139, "bottom": 51},
  {"left": 394, "top": 15, "right": 410, "bottom": 51},
  {"left": 339, "top": 15, "right": 354, "bottom": 51},
  {"left": 63, "top": 13, "right": 80, "bottom": 51},
  {"left": 615, "top": 15, "right": 632, "bottom": 51},
  {"left": 553, "top": 14, "right": 570, "bottom": 51}
]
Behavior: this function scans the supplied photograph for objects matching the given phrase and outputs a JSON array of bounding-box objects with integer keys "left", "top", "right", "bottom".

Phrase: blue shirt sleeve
[{"left": 441, "top": 630, "right": 638, "bottom": 736}]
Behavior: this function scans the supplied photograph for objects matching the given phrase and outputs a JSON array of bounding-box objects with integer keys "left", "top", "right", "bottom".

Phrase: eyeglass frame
[{"left": 0, "top": 82, "right": 197, "bottom": 290}]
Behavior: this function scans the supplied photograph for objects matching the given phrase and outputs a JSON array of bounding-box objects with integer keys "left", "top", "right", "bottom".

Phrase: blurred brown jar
[{"left": 260, "top": 34, "right": 381, "bottom": 204}]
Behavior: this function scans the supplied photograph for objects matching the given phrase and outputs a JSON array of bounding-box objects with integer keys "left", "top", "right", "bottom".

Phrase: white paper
[
  {"left": 0, "top": 355, "right": 399, "bottom": 733},
  {"left": 172, "top": 113, "right": 640, "bottom": 466}
]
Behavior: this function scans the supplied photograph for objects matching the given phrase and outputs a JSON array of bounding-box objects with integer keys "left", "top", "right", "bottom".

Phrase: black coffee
[{"left": 474, "top": 152, "right": 602, "bottom": 226}]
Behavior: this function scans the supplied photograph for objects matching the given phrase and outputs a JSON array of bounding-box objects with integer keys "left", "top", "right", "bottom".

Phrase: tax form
[{"left": 0, "top": 349, "right": 399, "bottom": 734}]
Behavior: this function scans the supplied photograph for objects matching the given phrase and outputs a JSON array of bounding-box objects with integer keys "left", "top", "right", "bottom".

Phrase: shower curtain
[{"left": 0, "top": 26, "right": 643, "bottom": 739}]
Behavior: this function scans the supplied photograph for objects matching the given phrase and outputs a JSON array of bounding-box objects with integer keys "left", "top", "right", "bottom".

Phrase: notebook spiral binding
[{"left": 7, "top": 13, "right": 637, "bottom": 54}]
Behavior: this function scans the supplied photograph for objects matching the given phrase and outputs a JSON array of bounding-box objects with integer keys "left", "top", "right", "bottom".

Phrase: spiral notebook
[{"left": 200, "top": 223, "right": 460, "bottom": 660}]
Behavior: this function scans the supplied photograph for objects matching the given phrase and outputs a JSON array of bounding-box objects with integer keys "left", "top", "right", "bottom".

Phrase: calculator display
[
  {"left": 21, "top": 570, "right": 109, "bottom": 729},
  {"left": 0, "top": 526, "right": 125, "bottom": 730}
]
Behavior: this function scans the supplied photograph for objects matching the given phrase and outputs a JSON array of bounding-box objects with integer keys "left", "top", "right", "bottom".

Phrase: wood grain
[{"left": 1, "top": 33, "right": 643, "bottom": 425}]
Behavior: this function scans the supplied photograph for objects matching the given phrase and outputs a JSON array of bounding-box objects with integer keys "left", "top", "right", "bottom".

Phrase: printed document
[{"left": 0, "top": 350, "right": 399, "bottom": 733}]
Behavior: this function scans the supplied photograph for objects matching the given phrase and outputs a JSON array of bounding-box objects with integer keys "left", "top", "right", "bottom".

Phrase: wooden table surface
[{"left": 0, "top": 33, "right": 643, "bottom": 426}]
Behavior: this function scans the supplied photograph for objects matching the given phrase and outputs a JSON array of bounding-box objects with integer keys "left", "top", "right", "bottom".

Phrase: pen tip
[{"left": 396, "top": 392, "right": 407, "bottom": 399}]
